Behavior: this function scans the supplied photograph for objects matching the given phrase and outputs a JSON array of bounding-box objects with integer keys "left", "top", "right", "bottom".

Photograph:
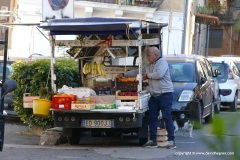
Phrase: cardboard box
[
  {"left": 115, "top": 100, "right": 137, "bottom": 108},
  {"left": 71, "top": 101, "right": 95, "bottom": 110},
  {"left": 90, "top": 95, "right": 116, "bottom": 104},
  {"left": 23, "top": 93, "right": 40, "bottom": 108},
  {"left": 95, "top": 104, "right": 116, "bottom": 109}
]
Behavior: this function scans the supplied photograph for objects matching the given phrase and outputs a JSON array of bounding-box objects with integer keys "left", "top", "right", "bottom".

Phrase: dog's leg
[{"left": 189, "top": 130, "right": 193, "bottom": 138}]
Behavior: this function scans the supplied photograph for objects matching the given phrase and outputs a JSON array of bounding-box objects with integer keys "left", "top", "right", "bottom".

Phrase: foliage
[
  {"left": 11, "top": 58, "right": 81, "bottom": 130},
  {"left": 196, "top": 6, "right": 233, "bottom": 21},
  {"left": 203, "top": 115, "right": 240, "bottom": 160},
  {"left": 234, "top": 19, "right": 240, "bottom": 30}
]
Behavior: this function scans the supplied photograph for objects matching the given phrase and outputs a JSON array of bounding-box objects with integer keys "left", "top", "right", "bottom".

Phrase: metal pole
[
  {"left": 181, "top": 0, "right": 188, "bottom": 54},
  {"left": 229, "top": 26, "right": 232, "bottom": 54},
  {"left": 138, "top": 29, "right": 142, "bottom": 92},
  {"left": 50, "top": 35, "right": 56, "bottom": 92},
  {"left": 0, "top": 29, "right": 8, "bottom": 115},
  {"left": 0, "top": 28, "right": 8, "bottom": 152},
  {"left": 205, "top": 25, "right": 210, "bottom": 57},
  {"left": 197, "top": 24, "right": 201, "bottom": 55}
]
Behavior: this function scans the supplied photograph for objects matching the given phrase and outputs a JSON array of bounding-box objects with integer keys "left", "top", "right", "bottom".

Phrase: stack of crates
[{"left": 157, "top": 128, "right": 168, "bottom": 147}]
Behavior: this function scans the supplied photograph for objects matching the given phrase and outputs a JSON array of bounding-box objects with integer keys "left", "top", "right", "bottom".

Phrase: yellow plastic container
[{"left": 33, "top": 99, "right": 52, "bottom": 118}]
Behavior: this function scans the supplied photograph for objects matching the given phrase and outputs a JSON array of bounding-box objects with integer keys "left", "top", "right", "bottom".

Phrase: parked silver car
[{"left": 207, "top": 57, "right": 240, "bottom": 111}]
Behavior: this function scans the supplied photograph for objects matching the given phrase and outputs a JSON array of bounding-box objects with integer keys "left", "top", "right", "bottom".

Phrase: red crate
[{"left": 52, "top": 96, "right": 77, "bottom": 110}]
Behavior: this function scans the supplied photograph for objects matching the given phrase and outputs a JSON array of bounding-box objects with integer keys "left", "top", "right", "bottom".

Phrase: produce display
[
  {"left": 118, "top": 77, "right": 136, "bottom": 82},
  {"left": 116, "top": 77, "right": 138, "bottom": 92},
  {"left": 83, "top": 62, "right": 106, "bottom": 75},
  {"left": 117, "top": 91, "right": 138, "bottom": 96}
]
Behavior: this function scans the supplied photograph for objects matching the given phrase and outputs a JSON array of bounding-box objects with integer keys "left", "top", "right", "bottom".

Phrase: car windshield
[
  {"left": 168, "top": 62, "right": 194, "bottom": 82},
  {"left": 209, "top": 62, "right": 228, "bottom": 83},
  {"left": 235, "top": 62, "right": 240, "bottom": 71}
]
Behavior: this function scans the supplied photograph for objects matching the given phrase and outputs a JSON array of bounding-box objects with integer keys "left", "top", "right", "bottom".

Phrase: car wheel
[
  {"left": 192, "top": 102, "right": 202, "bottom": 129},
  {"left": 229, "top": 94, "right": 237, "bottom": 112},
  {"left": 67, "top": 128, "right": 81, "bottom": 145},
  {"left": 205, "top": 102, "right": 214, "bottom": 123}
]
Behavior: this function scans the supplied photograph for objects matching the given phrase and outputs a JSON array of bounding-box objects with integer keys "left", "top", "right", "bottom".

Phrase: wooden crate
[
  {"left": 115, "top": 90, "right": 138, "bottom": 100},
  {"left": 23, "top": 93, "right": 39, "bottom": 108}
]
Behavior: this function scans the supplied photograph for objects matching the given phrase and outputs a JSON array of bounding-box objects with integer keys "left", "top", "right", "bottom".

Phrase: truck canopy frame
[{"left": 38, "top": 17, "right": 168, "bottom": 96}]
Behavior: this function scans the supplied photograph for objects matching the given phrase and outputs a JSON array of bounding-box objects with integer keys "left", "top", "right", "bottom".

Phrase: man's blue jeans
[{"left": 148, "top": 92, "right": 174, "bottom": 142}]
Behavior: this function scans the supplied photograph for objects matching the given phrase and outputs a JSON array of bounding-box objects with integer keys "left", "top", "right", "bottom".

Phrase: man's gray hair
[{"left": 148, "top": 46, "right": 160, "bottom": 56}]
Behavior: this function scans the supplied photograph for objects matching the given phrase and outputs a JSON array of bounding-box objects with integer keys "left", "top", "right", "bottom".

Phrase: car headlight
[{"left": 178, "top": 90, "right": 194, "bottom": 102}]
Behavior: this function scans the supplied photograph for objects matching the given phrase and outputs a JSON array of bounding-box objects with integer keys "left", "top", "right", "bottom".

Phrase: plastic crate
[{"left": 52, "top": 96, "right": 77, "bottom": 110}]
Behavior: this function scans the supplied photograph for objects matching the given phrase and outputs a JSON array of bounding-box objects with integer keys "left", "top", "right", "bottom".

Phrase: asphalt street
[{"left": 2, "top": 111, "right": 239, "bottom": 160}]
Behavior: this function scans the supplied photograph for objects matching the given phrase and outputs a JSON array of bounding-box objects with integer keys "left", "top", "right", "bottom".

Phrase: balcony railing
[
  {"left": 197, "top": 6, "right": 234, "bottom": 22},
  {"left": 76, "top": 0, "right": 163, "bottom": 8}
]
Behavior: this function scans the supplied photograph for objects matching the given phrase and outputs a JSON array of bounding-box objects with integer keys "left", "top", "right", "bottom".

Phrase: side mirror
[
  {"left": 2, "top": 80, "right": 17, "bottom": 95},
  {"left": 213, "top": 69, "right": 221, "bottom": 77},
  {"left": 200, "top": 77, "right": 207, "bottom": 84}
]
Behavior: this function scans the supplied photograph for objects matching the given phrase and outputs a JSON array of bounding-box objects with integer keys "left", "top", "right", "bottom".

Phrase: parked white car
[
  {"left": 207, "top": 57, "right": 240, "bottom": 111},
  {"left": 220, "top": 55, "right": 240, "bottom": 70}
]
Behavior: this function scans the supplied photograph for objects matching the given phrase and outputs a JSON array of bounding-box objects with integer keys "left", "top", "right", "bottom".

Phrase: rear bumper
[
  {"left": 53, "top": 111, "right": 144, "bottom": 129},
  {"left": 171, "top": 101, "right": 199, "bottom": 127}
]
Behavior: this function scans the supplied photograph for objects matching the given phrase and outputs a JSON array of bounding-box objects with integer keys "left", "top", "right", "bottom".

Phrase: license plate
[{"left": 81, "top": 119, "right": 114, "bottom": 128}]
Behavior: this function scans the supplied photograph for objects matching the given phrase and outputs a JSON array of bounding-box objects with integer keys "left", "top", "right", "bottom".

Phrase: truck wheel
[
  {"left": 67, "top": 128, "right": 80, "bottom": 145},
  {"left": 230, "top": 94, "right": 237, "bottom": 112}
]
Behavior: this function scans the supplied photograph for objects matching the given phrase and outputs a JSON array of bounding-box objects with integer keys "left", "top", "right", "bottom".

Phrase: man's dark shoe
[
  {"left": 166, "top": 140, "right": 176, "bottom": 149},
  {"left": 143, "top": 140, "right": 158, "bottom": 148}
]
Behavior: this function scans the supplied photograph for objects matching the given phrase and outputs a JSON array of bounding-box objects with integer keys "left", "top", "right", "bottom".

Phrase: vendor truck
[{"left": 39, "top": 17, "right": 168, "bottom": 145}]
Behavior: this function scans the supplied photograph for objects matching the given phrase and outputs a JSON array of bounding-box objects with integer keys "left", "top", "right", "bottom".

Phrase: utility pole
[
  {"left": 0, "top": 28, "right": 8, "bottom": 151},
  {"left": 181, "top": 0, "right": 189, "bottom": 55}
]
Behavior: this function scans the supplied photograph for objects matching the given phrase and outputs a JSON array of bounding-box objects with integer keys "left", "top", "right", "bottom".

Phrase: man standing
[{"left": 116, "top": 46, "right": 176, "bottom": 149}]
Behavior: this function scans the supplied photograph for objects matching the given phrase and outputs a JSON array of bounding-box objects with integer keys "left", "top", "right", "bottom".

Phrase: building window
[
  {"left": 236, "top": 0, "right": 240, "bottom": 8},
  {"left": 209, "top": 29, "right": 223, "bottom": 48}
]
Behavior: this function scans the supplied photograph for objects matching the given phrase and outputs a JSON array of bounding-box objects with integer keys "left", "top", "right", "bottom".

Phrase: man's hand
[
  {"left": 142, "top": 73, "right": 148, "bottom": 81},
  {"left": 116, "top": 73, "right": 124, "bottom": 79}
]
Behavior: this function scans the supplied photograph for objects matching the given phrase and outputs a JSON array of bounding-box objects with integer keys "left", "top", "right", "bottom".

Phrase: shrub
[{"left": 11, "top": 58, "right": 81, "bottom": 130}]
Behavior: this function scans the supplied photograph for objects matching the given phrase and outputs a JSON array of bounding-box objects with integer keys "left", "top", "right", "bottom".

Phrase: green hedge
[{"left": 11, "top": 58, "right": 81, "bottom": 130}]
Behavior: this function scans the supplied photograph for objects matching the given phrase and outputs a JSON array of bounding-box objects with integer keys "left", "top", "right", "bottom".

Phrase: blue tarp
[{"left": 38, "top": 17, "right": 168, "bottom": 35}]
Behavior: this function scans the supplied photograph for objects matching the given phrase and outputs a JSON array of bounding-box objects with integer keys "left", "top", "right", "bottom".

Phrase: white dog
[{"left": 182, "top": 120, "right": 194, "bottom": 138}]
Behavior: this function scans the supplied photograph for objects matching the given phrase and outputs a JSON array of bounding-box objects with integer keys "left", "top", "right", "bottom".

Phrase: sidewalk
[{"left": 4, "top": 120, "right": 40, "bottom": 146}]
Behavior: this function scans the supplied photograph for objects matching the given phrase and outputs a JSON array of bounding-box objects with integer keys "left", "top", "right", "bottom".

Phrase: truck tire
[{"left": 67, "top": 128, "right": 81, "bottom": 145}]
